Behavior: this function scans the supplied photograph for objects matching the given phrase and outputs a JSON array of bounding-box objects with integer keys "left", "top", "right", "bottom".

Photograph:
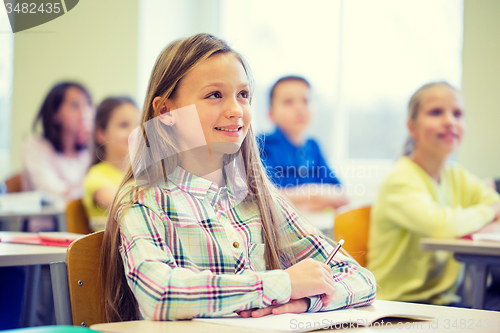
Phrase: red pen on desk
[{"left": 325, "top": 239, "right": 344, "bottom": 265}]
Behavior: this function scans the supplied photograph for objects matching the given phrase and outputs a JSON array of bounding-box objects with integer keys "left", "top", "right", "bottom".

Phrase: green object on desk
[{"left": 3, "top": 326, "right": 99, "bottom": 333}]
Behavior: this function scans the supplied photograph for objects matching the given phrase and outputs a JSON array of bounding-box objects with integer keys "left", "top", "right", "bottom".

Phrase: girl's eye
[
  {"left": 238, "top": 90, "right": 249, "bottom": 99},
  {"left": 207, "top": 91, "right": 222, "bottom": 99},
  {"left": 429, "top": 108, "right": 442, "bottom": 116},
  {"left": 453, "top": 110, "right": 463, "bottom": 118},
  {"left": 119, "top": 121, "right": 129, "bottom": 128}
]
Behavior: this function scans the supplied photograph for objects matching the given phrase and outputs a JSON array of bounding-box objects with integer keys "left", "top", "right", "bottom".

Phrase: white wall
[
  {"left": 137, "top": 0, "right": 221, "bottom": 109},
  {"left": 9, "top": 0, "right": 139, "bottom": 174},
  {"left": 459, "top": 0, "right": 500, "bottom": 179}
]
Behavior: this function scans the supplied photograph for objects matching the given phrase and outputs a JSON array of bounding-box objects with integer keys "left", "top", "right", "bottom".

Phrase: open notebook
[{"left": 194, "top": 306, "right": 434, "bottom": 332}]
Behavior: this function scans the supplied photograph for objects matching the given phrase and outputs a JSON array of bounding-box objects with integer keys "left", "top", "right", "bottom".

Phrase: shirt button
[
  {"left": 215, "top": 203, "right": 222, "bottom": 210},
  {"left": 232, "top": 241, "right": 239, "bottom": 248}
]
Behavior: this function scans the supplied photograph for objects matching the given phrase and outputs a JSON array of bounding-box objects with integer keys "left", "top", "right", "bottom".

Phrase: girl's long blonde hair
[{"left": 100, "top": 33, "right": 301, "bottom": 322}]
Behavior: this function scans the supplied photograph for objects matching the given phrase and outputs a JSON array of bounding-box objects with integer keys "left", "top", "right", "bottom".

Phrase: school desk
[
  {"left": 0, "top": 232, "right": 67, "bottom": 327},
  {"left": 3, "top": 326, "right": 94, "bottom": 333},
  {"left": 0, "top": 202, "right": 66, "bottom": 231},
  {"left": 90, "top": 300, "right": 500, "bottom": 332},
  {"left": 421, "top": 237, "right": 500, "bottom": 309}
]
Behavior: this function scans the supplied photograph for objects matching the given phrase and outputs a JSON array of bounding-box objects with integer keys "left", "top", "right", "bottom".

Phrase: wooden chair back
[
  {"left": 66, "top": 199, "right": 92, "bottom": 234},
  {"left": 334, "top": 206, "right": 371, "bottom": 267},
  {"left": 66, "top": 231, "right": 105, "bottom": 327},
  {"left": 5, "top": 173, "right": 23, "bottom": 193}
]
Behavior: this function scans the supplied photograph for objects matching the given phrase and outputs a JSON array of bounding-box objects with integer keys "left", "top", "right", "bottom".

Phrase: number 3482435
[{"left": 5, "top": 2, "right": 62, "bottom": 14}]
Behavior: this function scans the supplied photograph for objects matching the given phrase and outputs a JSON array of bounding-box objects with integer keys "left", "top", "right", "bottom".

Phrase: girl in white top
[{"left": 22, "top": 82, "right": 94, "bottom": 231}]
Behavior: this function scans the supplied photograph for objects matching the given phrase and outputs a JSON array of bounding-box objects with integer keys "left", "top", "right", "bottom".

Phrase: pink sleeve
[{"left": 22, "top": 137, "right": 69, "bottom": 198}]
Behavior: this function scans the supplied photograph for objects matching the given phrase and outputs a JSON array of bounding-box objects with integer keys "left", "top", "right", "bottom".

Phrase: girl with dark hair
[
  {"left": 83, "top": 96, "right": 139, "bottom": 231},
  {"left": 22, "top": 81, "right": 93, "bottom": 231}
]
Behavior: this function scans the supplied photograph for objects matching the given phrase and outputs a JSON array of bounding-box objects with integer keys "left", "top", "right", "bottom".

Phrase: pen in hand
[
  {"left": 319, "top": 239, "right": 344, "bottom": 302},
  {"left": 325, "top": 239, "right": 344, "bottom": 265}
]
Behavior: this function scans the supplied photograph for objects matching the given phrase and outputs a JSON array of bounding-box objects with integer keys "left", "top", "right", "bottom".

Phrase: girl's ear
[
  {"left": 407, "top": 119, "right": 417, "bottom": 140},
  {"left": 53, "top": 110, "right": 62, "bottom": 125},
  {"left": 152, "top": 96, "right": 176, "bottom": 126},
  {"left": 96, "top": 127, "right": 107, "bottom": 146},
  {"left": 152, "top": 96, "right": 164, "bottom": 117},
  {"left": 268, "top": 108, "right": 275, "bottom": 122}
]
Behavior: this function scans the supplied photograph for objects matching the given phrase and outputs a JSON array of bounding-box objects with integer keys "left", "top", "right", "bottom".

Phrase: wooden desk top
[
  {"left": 0, "top": 232, "right": 67, "bottom": 267},
  {"left": 91, "top": 300, "right": 500, "bottom": 332},
  {"left": 420, "top": 238, "right": 500, "bottom": 256}
]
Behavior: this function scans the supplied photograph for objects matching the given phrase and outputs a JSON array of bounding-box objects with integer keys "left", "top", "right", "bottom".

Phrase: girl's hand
[
  {"left": 285, "top": 258, "right": 336, "bottom": 306},
  {"left": 76, "top": 126, "right": 91, "bottom": 146},
  {"left": 238, "top": 299, "right": 310, "bottom": 318},
  {"left": 491, "top": 202, "right": 500, "bottom": 221},
  {"left": 475, "top": 221, "right": 500, "bottom": 234}
]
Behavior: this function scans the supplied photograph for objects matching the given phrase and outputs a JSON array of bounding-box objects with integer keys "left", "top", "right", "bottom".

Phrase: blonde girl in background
[
  {"left": 368, "top": 82, "right": 500, "bottom": 308},
  {"left": 100, "top": 33, "right": 376, "bottom": 322},
  {"left": 83, "top": 97, "right": 140, "bottom": 231}
]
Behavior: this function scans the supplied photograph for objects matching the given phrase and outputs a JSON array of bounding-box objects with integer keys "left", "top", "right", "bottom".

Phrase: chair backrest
[
  {"left": 333, "top": 206, "right": 371, "bottom": 267},
  {"left": 5, "top": 173, "right": 23, "bottom": 193},
  {"left": 66, "top": 199, "right": 92, "bottom": 234},
  {"left": 66, "top": 231, "right": 105, "bottom": 327}
]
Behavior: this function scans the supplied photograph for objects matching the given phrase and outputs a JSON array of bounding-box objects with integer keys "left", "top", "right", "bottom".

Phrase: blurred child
[
  {"left": 23, "top": 81, "right": 93, "bottom": 231},
  {"left": 83, "top": 97, "right": 140, "bottom": 231},
  {"left": 258, "top": 76, "right": 348, "bottom": 212},
  {"left": 368, "top": 82, "right": 500, "bottom": 308},
  {"left": 21, "top": 81, "right": 93, "bottom": 325}
]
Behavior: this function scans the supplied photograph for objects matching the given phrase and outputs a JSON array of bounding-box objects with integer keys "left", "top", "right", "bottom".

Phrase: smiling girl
[
  {"left": 100, "top": 34, "right": 375, "bottom": 322},
  {"left": 368, "top": 82, "right": 500, "bottom": 306}
]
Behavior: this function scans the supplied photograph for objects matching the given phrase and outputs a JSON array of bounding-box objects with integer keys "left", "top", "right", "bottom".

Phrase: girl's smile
[
  {"left": 437, "top": 130, "right": 459, "bottom": 143},
  {"left": 214, "top": 124, "right": 244, "bottom": 137}
]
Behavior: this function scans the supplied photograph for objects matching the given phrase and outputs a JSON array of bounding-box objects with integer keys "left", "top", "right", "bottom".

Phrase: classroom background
[
  {"left": 1, "top": 0, "right": 500, "bottom": 330},
  {"left": 1, "top": 0, "right": 499, "bottom": 205}
]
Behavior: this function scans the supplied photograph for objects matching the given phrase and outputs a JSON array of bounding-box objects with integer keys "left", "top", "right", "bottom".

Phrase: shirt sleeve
[
  {"left": 118, "top": 202, "right": 291, "bottom": 321},
  {"left": 258, "top": 135, "right": 283, "bottom": 187},
  {"left": 22, "top": 138, "right": 70, "bottom": 197},
  {"left": 276, "top": 197, "right": 376, "bottom": 312},
  {"left": 313, "top": 141, "right": 341, "bottom": 186},
  {"left": 459, "top": 167, "right": 500, "bottom": 208},
  {"left": 381, "top": 171, "right": 500, "bottom": 239},
  {"left": 83, "top": 166, "right": 117, "bottom": 211}
]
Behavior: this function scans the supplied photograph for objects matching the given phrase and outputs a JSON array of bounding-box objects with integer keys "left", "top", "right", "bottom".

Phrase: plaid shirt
[{"left": 118, "top": 166, "right": 376, "bottom": 320}]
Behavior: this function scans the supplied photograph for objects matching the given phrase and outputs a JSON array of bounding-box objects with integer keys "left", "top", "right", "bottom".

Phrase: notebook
[
  {"left": 0, "top": 191, "right": 43, "bottom": 213},
  {"left": 194, "top": 306, "right": 434, "bottom": 332},
  {"left": 0, "top": 232, "right": 84, "bottom": 247},
  {"left": 471, "top": 233, "right": 500, "bottom": 242}
]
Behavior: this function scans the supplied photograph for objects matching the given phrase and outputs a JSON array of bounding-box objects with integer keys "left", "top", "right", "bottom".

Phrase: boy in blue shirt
[{"left": 258, "top": 76, "right": 348, "bottom": 211}]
